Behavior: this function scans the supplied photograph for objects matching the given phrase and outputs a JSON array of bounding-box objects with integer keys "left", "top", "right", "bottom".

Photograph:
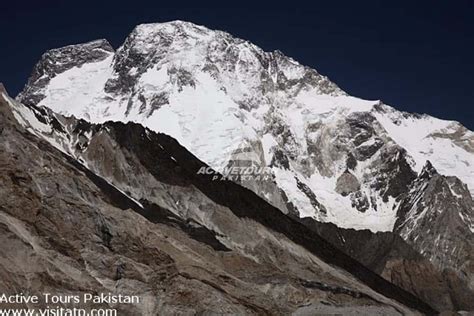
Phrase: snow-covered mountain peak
[
  {"left": 17, "top": 38, "right": 114, "bottom": 108},
  {"left": 31, "top": 38, "right": 114, "bottom": 72},
  {"left": 16, "top": 21, "right": 474, "bottom": 234},
  {"left": 419, "top": 160, "right": 437, "bottom": 179},
  {"left": 132, "top": 20, "right": 216, "bottom": 42},
  {"left": 106, "top": 20, "right": 345, "bottom": 100}
]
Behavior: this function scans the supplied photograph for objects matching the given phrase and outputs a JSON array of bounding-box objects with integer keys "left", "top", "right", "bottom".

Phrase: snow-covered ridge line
[
  {"left": 2, "top": 92, "right": 149, "bottom": 212},
  {"left": 373, "top": 103, "right": 474, "bottom": 197}
]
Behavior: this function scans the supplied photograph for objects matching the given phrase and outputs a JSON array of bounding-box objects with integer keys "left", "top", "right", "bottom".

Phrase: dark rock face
[
  {"left": 395, "top": 162, "right": 474, "bottom": 289},
  {"left": 295, "top": 177, "right": 327, "bottom": 214},
  {"left": 296, "top": 218, "right": 474, "bottom": 312},
  {"left": 354, "top": 138, "right": 384, "bottom": 161},
  {"left": 104, "top": 29, "right": 151, "bottom": 95},
  {"left": 350, "top": 191, "right": 370, "bottom": 213},
  {"left": 346, "top": 152, "right": 358, "bottom": 170},
  {"left": 0, "top": 94, "right": 435, "bottom": 315},
  {"left": 270, "top": 148, "right": 290, "bottom": 169},
  {"left": 370, "top": 146, "right": 417, "bottom": 202},
  {"left": 298, "top": 221, "right": 420, "bottom": 272},
  {"left": 347, "top": 112, "right": 377, "bottom": 147},
  {"left": 384, "top": 260, "right": 474, "bottom": 313}
]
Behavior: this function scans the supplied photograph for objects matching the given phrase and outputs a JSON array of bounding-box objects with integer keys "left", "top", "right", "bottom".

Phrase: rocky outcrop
[
  {"left": 395, "top": 162, "right": 474, "bottom": 289},
  {"left": 335, "top": 170, "right": 361, "bottom": 196}
]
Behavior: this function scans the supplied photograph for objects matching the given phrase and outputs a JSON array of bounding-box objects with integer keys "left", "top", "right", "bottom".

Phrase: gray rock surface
[{"left": 336, "top": 170, "right": 361, "bottom": 196}]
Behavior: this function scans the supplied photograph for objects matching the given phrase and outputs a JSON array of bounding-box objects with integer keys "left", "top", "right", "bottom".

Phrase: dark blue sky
[{"left": 1, "top": 1, "right": 473, "bottom": 129}]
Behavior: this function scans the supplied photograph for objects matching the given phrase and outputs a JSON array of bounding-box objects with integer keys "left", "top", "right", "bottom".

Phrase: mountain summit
[{"left": 18, "top": 20, "right": 474, "bottom": 224}]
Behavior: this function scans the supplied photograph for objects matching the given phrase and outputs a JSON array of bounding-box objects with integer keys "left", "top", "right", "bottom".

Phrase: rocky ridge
[{"left": 0, "top": 87, "right": 435, "bottom": 314}]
